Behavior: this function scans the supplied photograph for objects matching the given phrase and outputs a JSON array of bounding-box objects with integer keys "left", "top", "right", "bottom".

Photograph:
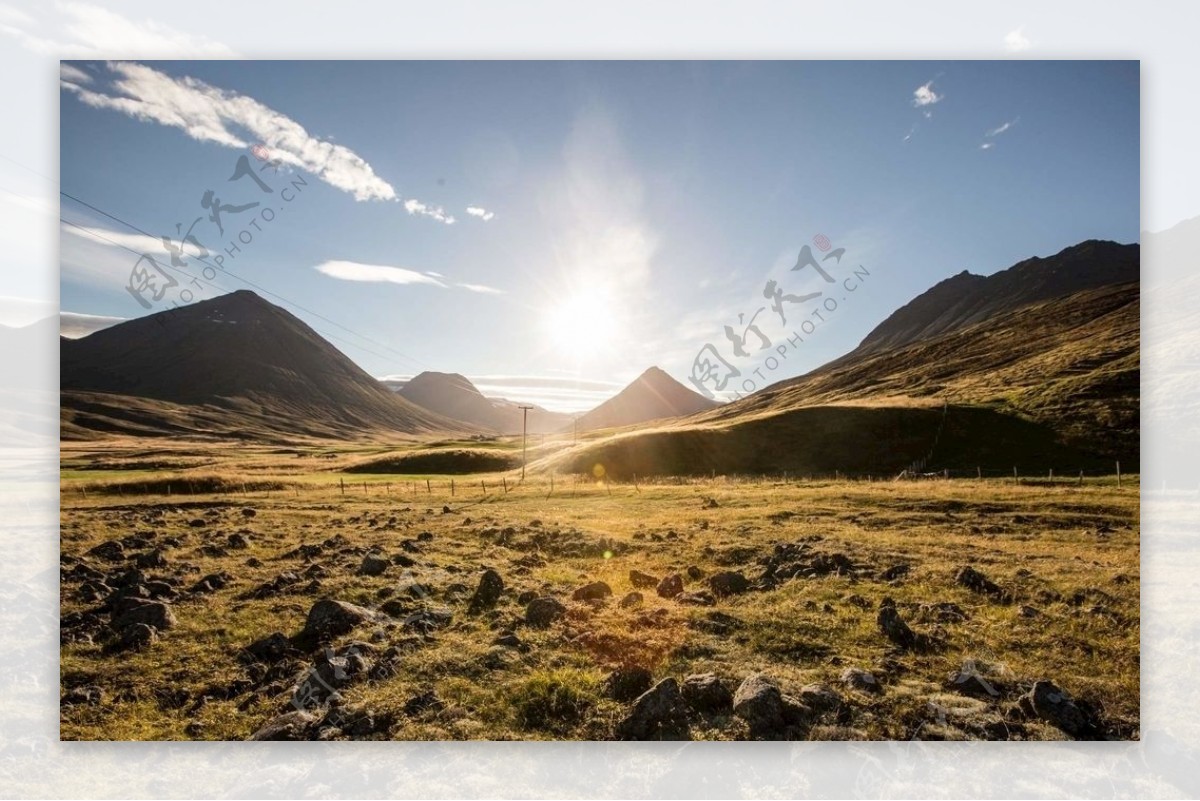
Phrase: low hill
[
  {"left": 60, "top": 290, "right": 461, "bottom": 441},
  {"left": 573, "top": 366, "right": 720, "bottom": 431},
  {"left": 397, "top": 371, "right": 571, "bottom": 434}
]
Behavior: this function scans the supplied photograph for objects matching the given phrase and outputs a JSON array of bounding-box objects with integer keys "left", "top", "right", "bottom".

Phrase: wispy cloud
[
  {"left": 315, "top": 260, "right": 446, "bottom": 288},
  {"left": 2, "top": 3, "right": 236, "bottom": 57},
  {"left": 59, "top": 63, "right": 92, "bottom": 84},
  {"left": 980, "top": 142, "right": 995, "bottom": 151},
  {"left": 465, "top": 206, "right": 495, "bottom": 221},
  {"left": 902, "top": 123, "right": 918, "bottom": 143},
  {"left": 456, "top": 282, "right": 505, "bottom": 295},
  {"left": 912, "top": 80, "right": 943, "bottom": 108},
  {"left": 403, "top": 199, "right": 455, "bottom": 224},
  {"left": 1005, "top": 28, "right": 1032, "bottom": 52},
  {"left": 315, "top": 261, "right": 503, "bottom": 295},
  {"left": 60, "top": 311, "right": 125, "bottom": 338},
  {"left": 60, "top": 61, "right": 399, "bottom": 203},
  {"left": 986, "top": 118, "right": 1019, "bottom": 138}
]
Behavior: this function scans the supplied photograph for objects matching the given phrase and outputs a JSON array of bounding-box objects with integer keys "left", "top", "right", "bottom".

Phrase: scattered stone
[
  {"left": 733, "top": 673, "right": 809, "bottom": 739},
  {"left": 134, "top": 549, "right": 168, "bottom": 569},
  {"left": 572, "top": 581, "right": 613, "bottom": 603},
  {"left": 87, "top": 541, "right": 125, "bottom": 561},
  {"left": 492, "top": 632, "right": 522, "bottom": 649},
  {"left": 618, "top": 592, "right": 643, "bottom": 609},
  {"left": 241, "top": 508, "right": 257, "bottom": 518},
  {"left": 248, "top": 710, "right": 320, "bottom": 741},
  {"left": 188, "top": 518, "right": 207, "bottom": 528},
  {"left": 525, "top": 596, "right": 567, "bottom": 629},
  {"left": 629, "top": 570, "right": 659, "bottom": 589},
  {"left": 918, "top": 602, "right": 968, "bottom": 624},
  {"left": 227, "top": 532, "right": 251, "bottom": 549},
  {"left": 112, "top": 599, "right": 176, "bottom": 633},
  {"left": 191, "top": 572, "right": 230, "bottom": 594},
  {"left": 61, "top": 685, "right": 104, "bottom": 706},
  {"left": 797, "top": 683, "right": 843, "bottom": 716},
  {"left": 1019, "top": 605, "right": 1041, "bottom": 619},
  {"left": 955, "top": 566, "right": 1008, "bottom": 601},
  {"left": 840, "top": 667, "right": 882, "bottom": 694},
  {"left": 604, "top": 666, "right": 653, "bottom": 702},
  {"left": 656, "top": 574, "right": 684, "bottom": 599},
  {"left": 879, "top": 564, "right": 910, "bottom": 582},
  {"left": 184, "top": 721, "right": 205, "bottom": 738},
  {"left": 243, "top": 632, "right": 294, "bottom": 664},
  {"left": 615, "top": 678, "right": 691, "bottom": 740},
  {"left": 295, "top": 599, "right": 375, "bottom": 648},
  {"left": 516, "top": 590, "right": 538, "bottom": 605},
  {"left": 291, "top": 646, "right": 373, "bottom": 707},
  {"left": 681, "top": 673, "right": 733, "bottom": 714},
  {"left": 118, "top": 622, "right": 158, "bottom": 650},
  {"left": 708, "top": 571, "right": 750, "bottom": 598},
  {"left": 686, "top": 565, "right": 705, "bottom": 580},
  {"left": 359, "top": 552, "right": 389, "bottom": 577},
  {"left": 947, "top": 666, "right": 1002, "bottom": 699},
  {"left": 688, "top": 610, "right": 744, "bottom": 635},
  {"left": 876, "top": 598, "right": 917, "bottom": 649},
  {"left": 702, "top": 497, "right": 720, "bottom": 509},
  {"left": 1024, "top": 680, "right": 1093, "bottom": 737},
  {"left": 469, "top": 569, "right": 505, "bottom": 614},
  {"left": 676, "top": 591, "right": 715, "bottom": 606}
]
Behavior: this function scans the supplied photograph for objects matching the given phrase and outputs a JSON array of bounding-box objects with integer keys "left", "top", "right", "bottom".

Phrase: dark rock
[
  {"left": 62, "top": 686, "right": 103, "bottom": 706},
  {"left": 708, "top": 571, "right": 750, "bottom": 598},
  {"left": 295, "top": 599, "right": 375, "bottom": 647},
  {"left": 359, "top": 553, "right": 389, "bottom": 577},
  {"left": 391, "top": 553, "right": 416, "bottom": 568},
  {"left": 134, "top": 549, "right": 168, "bottom": 569},
  {"left": 400, "top": 608, "right": 453, "bottom": 635},
  {"left": 572, "top": 581, "right": 613, "bottom": 602},
  {"left": 243, "top": 632, "right": 294, "bottom": 664},
  {"left": 113, "top": 600, "right": 176, "bottom": 632},
  {"left": 618, "top": 592, "right": 643, "bottom": 609},
  {"left": 492, "top": 632, "right": 522, "bottom": 649},
  {"left": 469, "top": 569, "right": 505, "bottom": 613},
  {"left": 615, "top": 678, "right": 691, "bottom": 740},
  {"left": 840, "top": 667, "right": 882, "bottom": 694},
  {"left": 676, "top": 591, "right": 715, "bottom": 606},
  {"left": 947, "top": 666, "right": 1002, "bottom": 699},
  {"left": 604, "top": 666, "right": 653, "bottom": 702},
  {"left": 955, "top": 566, "right": 1007, "bottom": 600},
  {"left": 227, "top": 532, "right": 251, "bottom": 549},
  {"left": 681, "top": 673, "right": 733, "bottom": 714},
  {"left": 242, "top": 508, "right": 257, "bottom": 518},
  {"left": 525, "top": 596, "right": 566, "bottom": 629},
  {"left": 686, "top": 565, "right": 705, "bottom": 580},
  {"left": 797, "top": 683, "right": 843, "bottom": 716},
  {"left": 656, "top": 574, "right": 684, "bottom": 599},
  {"left": 291, "top": 645, "right": 373, "bottom": 707},
  {"left": 248, "top": 710, "right": 320, "bottom": 741},
  {"left": 880, "top": 564, "right": 910, "bottom": 581},
  {"left": 688, "top": 610, "right": 745, "bottom": 635},
  {"left": 1025, "top": 680, "right": 1093, "bottom": 737},
  {"left": 118, "top": 622, "right": 158, "bottom": 650},
  {"left": 733, "top": 673, "right": 800, "bottom": 739},
  {"left": 877, "top": 598, "right": 917, "bottom": 649},
  {"left": 516, "top": 590, "right": 538, "bottom": 605},
  {"left": 629, "top": 570, "right": 659, "bottom": 589},
  {"left": 87, "top": 541, "right": 125, "bottom": 561},
  {"left": 191, "top": 572, "right": 230, "bottom": 594}
]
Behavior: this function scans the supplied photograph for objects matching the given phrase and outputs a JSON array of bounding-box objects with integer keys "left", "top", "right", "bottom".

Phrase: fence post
[
  {"left": 977, "top": 466, "right": 981, "bottom": 480},
  {"left": 340, "top": 477, "right": 345, "bottom": 496},
  {"left": 426, "top": 479, "right": 431, "bottom": 495},
  {"left": 1013, "top": 466, "right": 1018, "bottom": 485},
  {"left": 481, "top": 480, "right": 486, "bottom": 496},
  {"left": 451, "top": 479, "right": 455, "bottom": 496},
  {"left": 1049, "top": 469, "right": 1053, "bottom": 481},
  {"left": 1116, "top": 461, "right": 1121, "bottom": 489},
  {"left": 503, "top": 477, "right": 508, "bottom": 494},
  {"left": 1078, "top": 469, "right": 1084, "bottom": 487}
]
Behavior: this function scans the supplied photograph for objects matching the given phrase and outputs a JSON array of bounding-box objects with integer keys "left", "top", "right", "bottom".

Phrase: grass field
[{"left": 59, "top": 441, "right": 1140, "bottom": 741}]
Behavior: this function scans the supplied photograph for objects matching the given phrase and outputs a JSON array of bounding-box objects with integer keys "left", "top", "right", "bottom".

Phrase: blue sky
[{"left": 59, "top": 60, "right": 1139, "bottom": 411}]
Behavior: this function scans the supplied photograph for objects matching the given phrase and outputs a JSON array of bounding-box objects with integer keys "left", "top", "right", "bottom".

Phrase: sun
[{"left": 543, "top": 290, "right": 617, "bottom": 358}]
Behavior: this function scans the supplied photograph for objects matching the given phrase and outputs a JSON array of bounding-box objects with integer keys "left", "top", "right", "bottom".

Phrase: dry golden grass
[{"left": 59, "top": 441, "right": 1139, "bottom": 741}]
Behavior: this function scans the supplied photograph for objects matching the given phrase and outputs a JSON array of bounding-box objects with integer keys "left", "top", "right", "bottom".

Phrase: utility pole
[{"left": 518, "top": 405, "right": 534, "bottom": 480}]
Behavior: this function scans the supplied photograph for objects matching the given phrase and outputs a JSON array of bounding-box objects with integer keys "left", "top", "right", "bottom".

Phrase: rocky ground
[{"left": 59, "top": 473, "right": 1140, "bottom": 741}]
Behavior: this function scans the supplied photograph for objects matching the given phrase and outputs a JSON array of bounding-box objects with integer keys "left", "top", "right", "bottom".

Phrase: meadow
[{"left": 59, "top": 439, "right": 1140, "bottom": 741}]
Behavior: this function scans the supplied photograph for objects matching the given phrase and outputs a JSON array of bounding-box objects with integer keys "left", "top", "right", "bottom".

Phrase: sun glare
[{"left": 543, "top": 291, "right": 617, "bottom": 358}]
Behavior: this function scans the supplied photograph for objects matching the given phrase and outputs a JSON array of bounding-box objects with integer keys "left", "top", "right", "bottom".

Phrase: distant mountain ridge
[
  {"left": 850, "top": 240, "right": 1138, "bottom": 358},
  {"left": 60, "top": 290, "right": 459, "bottom": 440},
  {"left": 574, "top": 366, "right": 720, "bottom": 431},
  {"left": 396, "top": 371, "right": 571, "bottom": 434}
]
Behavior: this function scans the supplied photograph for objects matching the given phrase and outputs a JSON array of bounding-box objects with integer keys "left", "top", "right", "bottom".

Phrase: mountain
[
  {"left": 850, "top": 240, "right": 1138, "bottom": 358},
  {"left": 397, "top": 371, "right": 571, "bottom": 434},
  {"left": 573, "top": 366, "right": 720, "bottom": 431},
  {"left": 60, "top": 290, "right": 460, "bottom": 441},
  {"left": 546, "top": 240, "right": 1139, "bottom": 478}
]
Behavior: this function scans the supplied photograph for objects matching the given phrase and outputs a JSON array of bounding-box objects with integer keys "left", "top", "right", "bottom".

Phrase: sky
[{"left": 57, "top": 60, "right": 1140, "bottom": 411}]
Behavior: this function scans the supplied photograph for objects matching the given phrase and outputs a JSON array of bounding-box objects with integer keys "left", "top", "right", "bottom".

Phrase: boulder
[
  {"left": 708, "top": 571, "right": 750, "bottom": 598},
  {"left": 614, "top": 678, "right": 691, "bottom": 740},
  {"left": 359, "top": 553, "right": 389, "bottom": 577},
  {"left": 524, "top": 596, "right": 566, "bottom": 629},
  {"left": 955, "top": 566, "right": 1007, "bottom": 600},
  {"left": 840, "top": 667, "right": 882, "bottom": 694},
  {"left": 732, "top": 673, "right": 792, "bottom": 739},
  {"left": 604, "top": 666, "right": 654, "bottom": 702},
  {"left": 243, "top": 632, "right": 294, "bottom": 664},
  {"left": 877, "top": 598, "right": 917, "bottom": 649},
  {"left": 656, "top": 574, "right": 684, "bottom": 599},
  {"left": 248, "top": 710, "right": 320, "bottom": 741},
  {"left": 572, "top": 581, "right": 613, "bottom": 603},
  {"left": 295, "top": 599, "right": 375, "bottom": 647},
  {"left": 112, "top": 600, "right": 176, "bottom": 632},
  {"left": 468, "top": 569, "right": 505, "bottom": 613},
  {"left": 681, "top": 673, "right": 733, "bottom": 714},
  {"left": 629, "top": 570, "right": 659, "bottom": 589},
  {"left": 1025, "top": 680, "right": 1092, "bottom": 737},
  {"left": 618, "top": 592, "right": 643, "bottom": 609}
]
